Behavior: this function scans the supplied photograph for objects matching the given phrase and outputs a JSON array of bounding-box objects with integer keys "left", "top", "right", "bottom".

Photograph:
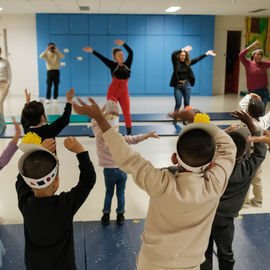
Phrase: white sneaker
[
  {"left": 242, "top": 202, "right": 250, "bottom": 209},
  {"left": 52, "top": 99, "right": 58, "bottom": 103},
  {"left": 251, "top": 198, "right": 262, "bottom": 208},
  {"left": 45, "top": 99, "right": 50, "bottom": 104}
]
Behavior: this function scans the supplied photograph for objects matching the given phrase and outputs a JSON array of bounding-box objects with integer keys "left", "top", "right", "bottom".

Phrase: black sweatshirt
[
  {"left": 16, "top": 151, "right": 96, "bottom": 270},
  {"left": 216, "top": 132, "right": 266, "bottom": 217},
  {"left": 93, "top": 43, "right": 133, "bottom": 79},
  {"left": 170, "top": 50, "right": 207, "bottom": 87},
  {"left": 22, "top": 103, "right": 72, "bottom": 141}
]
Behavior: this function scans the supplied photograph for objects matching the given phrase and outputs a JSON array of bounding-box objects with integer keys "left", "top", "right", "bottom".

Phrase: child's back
[
  {"left": 21, "top": 89, "right": 74, "bottom": 141},
  {"left": 16, "top": 137, "right": 96, "bottom": 270}
]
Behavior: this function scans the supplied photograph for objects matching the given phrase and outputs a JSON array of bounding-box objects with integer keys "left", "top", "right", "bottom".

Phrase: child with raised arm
[
  {"left": 73, "top": 97, "right": 236, "bottom": 270},
  {"left": 239, "top": 93, "right": 269, "bottom": 207},
  {"left": 16, "top": 135, "right": 96, "bottom": 270},
  {"left": 92, "top": 99, "right": 159, "bottom": 225},
  {"left": 0, "top": 117, "right": 21, "bottom": 224},
  {"left": 21, "top": 88, "right": 74, "bottom": 142},
  {"left": 201, "top": 110, "right": 266, "bottom": 270}
]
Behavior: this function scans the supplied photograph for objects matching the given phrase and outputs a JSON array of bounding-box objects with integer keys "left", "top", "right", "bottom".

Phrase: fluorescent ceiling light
[
  {"left": 0, "top": 7, "right": 3, "bottom": 11},
  {"left": 165, "top": 6, "right": 181, "bottom": 13}
]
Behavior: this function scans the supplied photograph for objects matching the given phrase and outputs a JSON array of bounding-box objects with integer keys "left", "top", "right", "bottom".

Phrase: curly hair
[{"left": 178, "top": 50, "right": 191, "bottom": 66}]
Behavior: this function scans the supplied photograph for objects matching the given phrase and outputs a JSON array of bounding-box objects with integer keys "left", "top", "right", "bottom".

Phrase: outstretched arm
[
  {"left": 83, "top": 46, "right": 114, "bottom": 68},
  {"left": 73, "top": 97, "right": 167, "bottom": 195}
]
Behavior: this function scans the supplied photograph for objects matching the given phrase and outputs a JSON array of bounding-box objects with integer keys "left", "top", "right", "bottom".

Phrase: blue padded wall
[{"left": 36, "top": 14, "right": 215, "bottom": 97}]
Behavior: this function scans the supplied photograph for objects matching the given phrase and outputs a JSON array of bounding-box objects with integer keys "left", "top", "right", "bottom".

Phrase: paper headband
[
  {"left": 176, "top": 122, "right": 217, "bottom": 173},
  {"left": 252, "top": 49, "right": 263, "bottom": 56},
  {"left": 18, "top": 143, "right": 59, "bottom": 189}
]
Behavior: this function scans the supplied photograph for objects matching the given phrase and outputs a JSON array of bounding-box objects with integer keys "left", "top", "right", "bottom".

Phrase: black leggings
[
  {"left": 201, "top": 215, "right": 235, "bottom": 270},
  {"left": 47, "top": 70, "right": 59, "bottom": 99}
]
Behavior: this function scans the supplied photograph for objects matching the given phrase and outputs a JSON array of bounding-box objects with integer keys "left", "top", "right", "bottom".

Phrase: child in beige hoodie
[{"left": 73, "top": 98, "right": 236, "bottom": 270}]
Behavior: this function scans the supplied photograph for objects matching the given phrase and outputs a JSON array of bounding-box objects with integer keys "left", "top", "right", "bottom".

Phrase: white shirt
[
  {"left": 0, "top": 58, "right": 11, "bottom": 85},
  {"left": 239, "top": 94, "right": 270, "bottom": 131}
]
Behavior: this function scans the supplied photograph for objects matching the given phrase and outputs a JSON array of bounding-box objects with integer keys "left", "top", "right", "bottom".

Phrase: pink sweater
[
  {"left": 239, "top": 48, "right": 270, "bottom": 91},
  {"left": 91, "top": 119, "right": 146, "bottom": 168}
]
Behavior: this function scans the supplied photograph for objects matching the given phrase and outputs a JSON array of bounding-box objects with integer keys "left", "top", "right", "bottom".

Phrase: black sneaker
[
  {"left": 101, "top": 213, "right": 110, "bottom": 225},
  {"left": 116, "top": 213, "right": 125, "bottom": 225}
]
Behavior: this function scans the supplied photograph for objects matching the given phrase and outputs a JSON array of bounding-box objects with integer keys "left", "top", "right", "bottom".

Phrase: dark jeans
[
  {"left": 103, "top": 168, "right": 127, "bottom": 214},
  {"left": 249, "top": 87, "right": 268, "bottom": 113},
  {"left": 200, "top": 215, "right": 235, "bottom": 270},
  {"left": 47, "top": 70, "right": 60, "bottom": 99},
  {"left": 174, "top": 81, "right": 191, "bottom": 111}
]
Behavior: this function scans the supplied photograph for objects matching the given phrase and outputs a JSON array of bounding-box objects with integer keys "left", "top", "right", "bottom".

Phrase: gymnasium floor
[{"left": 0, "top": 93, "right": 270, "bottom": 269}]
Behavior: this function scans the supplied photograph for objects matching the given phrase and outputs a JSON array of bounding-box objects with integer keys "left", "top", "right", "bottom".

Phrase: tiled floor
[{"left": 0, "top": 93, "right": 269, "bottom": 224}]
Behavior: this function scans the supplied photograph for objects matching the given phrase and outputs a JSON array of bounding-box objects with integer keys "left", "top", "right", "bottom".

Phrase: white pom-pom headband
[
  {"left": 18, "top": 143, "right": 59, "bottom": 189},
  {"left": 176, "top": 122, "right": 217, "bottom": 173}
]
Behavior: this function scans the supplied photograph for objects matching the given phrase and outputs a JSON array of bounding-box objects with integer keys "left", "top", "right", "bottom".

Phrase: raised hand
[
  {"left": 205, "top": 50, "right": 216, "bottom": 56},
  {"left": 64, "top": 136, "right": 85, "bottom": 154},
  {"left": 83, "top": 47, "right": 93, "bottom": 53},
  {"left": 41, "top": 138, "right": 56, "bottom": 153},
  {"left": 248, "top": 130, "right": 270, "bottom": 147},
  {"left": 114, "top": 40, "right": 125, "bottom": 46},
  {"left": 231, "top": 110, "right": 256, "bottom": 135},
  {"left": 182, "top": 45, "right": 192, "bottom": 52},
  {"left": 12, "top": 117, "right": 21, "bottom": 144},
  {"left": 224, "top": 124, "right": 239, "bottom": 134},
  {"left": 250, "top": 93, "right": 261, "bottom": 101},
  {"left": 24, "top": 88, "right": 31, "bottom": 104},
  {"left": 252, "top": 40, "right": 260, "bottom": 49},
  {"left": 66, "top": 88, "right": 75, "bottom": 103},
  {"left": 73, "top": 97, "right": 102, "bottom": 119}
]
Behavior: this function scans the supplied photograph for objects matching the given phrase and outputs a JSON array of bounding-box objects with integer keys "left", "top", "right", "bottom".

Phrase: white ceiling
[{"left": 0, "top": 0, "right": 269, "bottom": 16}]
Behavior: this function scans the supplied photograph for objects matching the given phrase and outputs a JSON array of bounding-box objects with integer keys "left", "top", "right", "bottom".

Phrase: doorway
[{"left": 225, "top": 31, "right": 241, "bottom": 94}]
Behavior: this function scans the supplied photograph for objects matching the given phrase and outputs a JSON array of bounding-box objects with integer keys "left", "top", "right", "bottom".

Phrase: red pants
[{"left": 107, "top": 77, "right": 132, "bottom": 128}]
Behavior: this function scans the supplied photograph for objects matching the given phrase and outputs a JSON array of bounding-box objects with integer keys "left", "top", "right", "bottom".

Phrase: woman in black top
[
  {"left": 170, "top": 46, "right": 216, "bottom": 112},
  {"left": 83, "top": 40, "right": 133, "bottom": 135}
]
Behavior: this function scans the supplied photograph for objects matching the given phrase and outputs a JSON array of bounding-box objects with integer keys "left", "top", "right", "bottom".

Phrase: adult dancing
[
  {"left": 239, "top": 40, "right": 270, "bottom": 111},
  {"left": 83, "top": 40, "right": 133, "bottom": 135},
  {"left": 170, "top": 46, "right": 216, "bottom": 112},
  {"left": 0, "top": 46, "right": 11, "bottom": 132}
]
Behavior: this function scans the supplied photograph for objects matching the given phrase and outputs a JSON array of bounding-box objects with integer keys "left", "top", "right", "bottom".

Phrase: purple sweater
[
  {"left": 239, "top": 48, "right": 270, "bottom": 91},
  {"left": 91, "top": 119, "right": 146, "bottom": 168},
  {"left": 0, "top": 141, "right": 18, "bottom": 170}
]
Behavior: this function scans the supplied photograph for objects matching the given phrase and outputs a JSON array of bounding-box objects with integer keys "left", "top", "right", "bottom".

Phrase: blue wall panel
[
  {"left": 69, "top": 35, "right": 89, "bottom": 95},
  {"left": 88, "top": 35, "right": 109, "bottom": 95},
  {"left": 70, "top": 15, "right": 88, "bottom": 34},
  {"left": 50, "top": 15, "right": 69, "bottom": 34},
  {"left": 127, "top": 35, "right": 146, "bottom": 94},
  {"left": 145, "top": 36, "right": 164, "bottom": 94},
  {"left": 36, "top": 14, "right": 50, "bottom": 97},
  {"left": 146, "top": 16, "right": 164, "bottom": 35},
  {"left": 108, "top": 15, "right": 126, "bottom": 35},
  {"left": 89, "top": 15, "right": 108, "bottom": 35},
  {"left": 126, "top": 15, "right": 146, "bottom": 35},
  {"left": 164, "top": 16, "right": 183, "bottom": 35},
  {"left": 36, "top": 14, "right": 215, "bottom": 97}
]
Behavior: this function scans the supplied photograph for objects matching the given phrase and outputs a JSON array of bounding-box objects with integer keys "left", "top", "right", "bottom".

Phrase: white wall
[
  {"left": 212, "top": 15, "right": 247, "bottom": 95},
  {"left": 0, "top": 14, "right": 39, "bottom": 96}
]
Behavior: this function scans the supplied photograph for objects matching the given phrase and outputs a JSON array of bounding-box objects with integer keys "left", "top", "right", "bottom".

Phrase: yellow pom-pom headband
[
  {"left": 21, "top": 132, "right": 42, "bottom": 145},
  {"left": 193, "top": 113, "right": 210, "bottom": 124},
  {"left": 18, "top": 133, "right": 58, "bottom": 189}
]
